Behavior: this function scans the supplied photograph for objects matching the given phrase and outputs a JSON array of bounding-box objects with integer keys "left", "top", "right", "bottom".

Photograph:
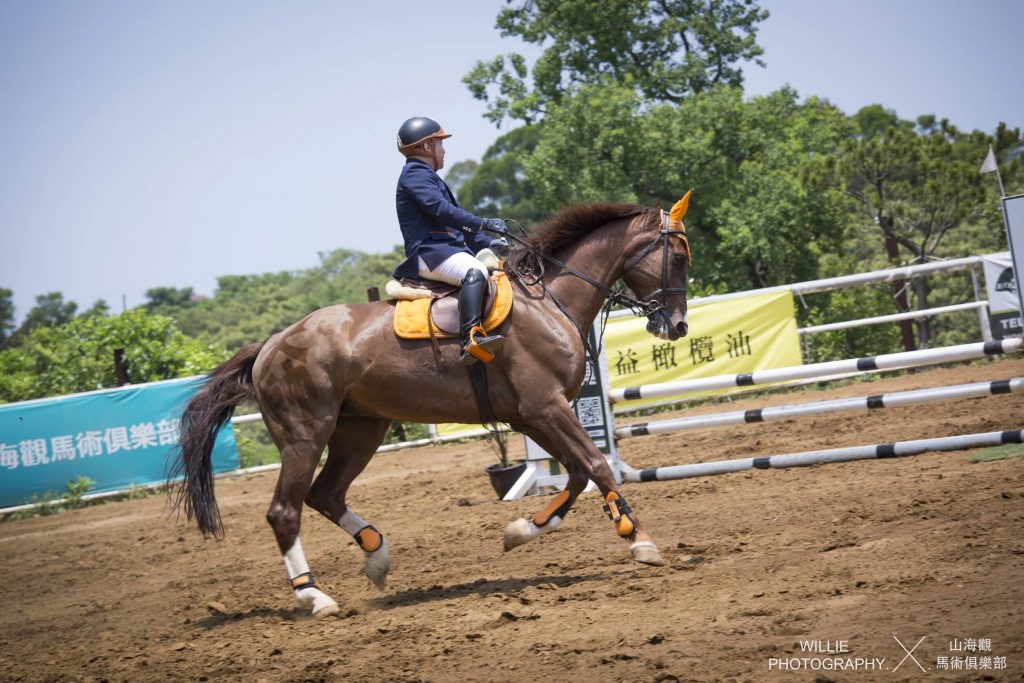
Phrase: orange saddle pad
[{"left": 393, "top": 272, "right": 514, "bottom": 340}]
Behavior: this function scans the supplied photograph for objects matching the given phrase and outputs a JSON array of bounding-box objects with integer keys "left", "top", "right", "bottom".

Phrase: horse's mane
[{"left": 508, "top": 202, "right": 651, "bottom": 269}]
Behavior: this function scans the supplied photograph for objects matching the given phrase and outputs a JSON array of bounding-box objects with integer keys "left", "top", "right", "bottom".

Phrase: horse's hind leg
[
  {"left": 262, "top": 407, "right": 340, "bottom": 618},
  {"left": 306, "top": 415, "right": 393, "bottom": 590}
]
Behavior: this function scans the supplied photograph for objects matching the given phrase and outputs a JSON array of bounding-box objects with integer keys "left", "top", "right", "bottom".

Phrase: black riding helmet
[{"left": 397, "top": 116, "right": 451, "bottom": 153}]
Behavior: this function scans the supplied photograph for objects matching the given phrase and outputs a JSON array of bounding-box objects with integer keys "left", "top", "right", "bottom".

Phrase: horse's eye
[{"left": 672, "top": 254, "right": 687, "bottom": 265}]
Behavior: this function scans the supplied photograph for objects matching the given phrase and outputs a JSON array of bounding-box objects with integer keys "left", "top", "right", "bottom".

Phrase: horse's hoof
[
  {"left": 362, "top": 537, "right": 390, "bottom": 591},
  {"left": 312, "top": 601, "right": 340, "bottom": 619},
  {"left": 503, "top": 518, "right": 535, "bottom": 551},
  {"left": 298, "top": 588, "right": 339, "bottom": 618},
  {"left": 630, "top": 541, "right": 665, "bottom": 566}
]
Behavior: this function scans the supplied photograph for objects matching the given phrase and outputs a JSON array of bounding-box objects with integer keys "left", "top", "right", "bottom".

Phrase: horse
[{"left": 171, "top": 201, "right": 690, "bottom": 618}]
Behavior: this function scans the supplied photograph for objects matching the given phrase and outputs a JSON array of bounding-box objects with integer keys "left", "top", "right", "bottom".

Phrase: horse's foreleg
[
  {"left": 520, "top": 403, "right": 664, "bottom": 566},
  {"left": 306, "top": 415, "right": 393, "bottom": 590},
  {"left": 502, "top": 426, "right": 589, "bottom": 550}
]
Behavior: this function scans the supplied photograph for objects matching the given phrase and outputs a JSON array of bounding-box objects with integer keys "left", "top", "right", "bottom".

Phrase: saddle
[{"left": 391, "top": 271, "right": 513, "bottom": 340}]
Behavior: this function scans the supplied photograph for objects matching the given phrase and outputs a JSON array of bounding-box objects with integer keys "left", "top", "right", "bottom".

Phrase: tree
[
  {"left": 0, "top": 288, "right": 13, "bottom": 347},
  {"left": 79, "top": 299, "right": 111, "bottom": 319},
  {"left": 448, "top": 125, "right": 548, "bottom": 228},
  {"left": 465, "top": 0, "right": 768, "bottom": 125},
  {"left": 517, "top": 83, "right": 853, "bottom": 291},
  {"left": 144, "top": 286, "right": 195, "bottom": 311},
  {"left": 840, "top": 115, "right": 987, "bottom": 347},
  {"left": 139, "top": 248, "right": 408, "bottom": 351},
  {"left": 0, "top": 309, "right": 228, "bottom": 403},
  {"left": 11, "top": 291, "right": 78, "bottom": 344}
]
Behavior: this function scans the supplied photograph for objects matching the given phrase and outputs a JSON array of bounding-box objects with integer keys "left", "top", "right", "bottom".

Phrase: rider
[{"left": 393, "top": 116, "right": 508, "bottom": 365}]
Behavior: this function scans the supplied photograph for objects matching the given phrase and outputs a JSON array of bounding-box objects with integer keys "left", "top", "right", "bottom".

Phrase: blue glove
[
  {"left": 482, "top": 218, "right": 508, "bottom": 235},
  {"left": 489, "top": 237, "right": 510, "bottom": 257}
]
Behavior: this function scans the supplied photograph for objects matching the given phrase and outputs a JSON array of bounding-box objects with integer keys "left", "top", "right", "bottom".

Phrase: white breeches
[{"left": 418, "top": 252, "right": 488, "bottom": 286}]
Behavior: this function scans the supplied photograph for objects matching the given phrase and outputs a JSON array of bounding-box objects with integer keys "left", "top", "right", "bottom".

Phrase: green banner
[{"left": 0, "top": 378, "right": 238, "bottom": 507}]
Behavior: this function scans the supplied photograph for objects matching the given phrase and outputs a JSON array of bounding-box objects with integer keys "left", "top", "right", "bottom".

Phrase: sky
[{"left": 1, "top": 0, "right": 1022, "bottom": 322}]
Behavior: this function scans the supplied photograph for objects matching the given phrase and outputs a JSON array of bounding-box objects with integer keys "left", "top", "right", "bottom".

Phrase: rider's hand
[
  {"left": 489, "top": 237, "right": 510, "bottom": 257},
  {"left": 482, "top": 218, "right": 508, "bottom": 235}
]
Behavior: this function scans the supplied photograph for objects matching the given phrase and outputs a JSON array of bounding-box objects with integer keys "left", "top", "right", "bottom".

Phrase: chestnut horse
[{"left": 171, "top": 202, "right": 689, "bottom": 617}]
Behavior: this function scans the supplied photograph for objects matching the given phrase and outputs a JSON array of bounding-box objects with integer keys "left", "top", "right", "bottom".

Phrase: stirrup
[{"left": 460, "top": 326, "right": 504, "bottom": 365}]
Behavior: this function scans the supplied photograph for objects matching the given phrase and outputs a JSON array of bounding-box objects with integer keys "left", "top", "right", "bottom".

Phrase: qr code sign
[{"left": 575, "top": 396, "right": 604, "bottom": 427}]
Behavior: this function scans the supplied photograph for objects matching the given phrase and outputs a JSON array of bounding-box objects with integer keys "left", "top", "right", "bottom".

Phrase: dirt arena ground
[{"left": 1, "top": 357, "right": 1023, "bottom": 683}]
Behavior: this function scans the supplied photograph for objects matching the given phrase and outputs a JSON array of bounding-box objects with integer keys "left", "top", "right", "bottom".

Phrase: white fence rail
[
  {"left": 797, "top": 301, "right": 989, "bottom": 335},
  {"left": 609, "top": 255, "right": 985, "bottom": 319}
]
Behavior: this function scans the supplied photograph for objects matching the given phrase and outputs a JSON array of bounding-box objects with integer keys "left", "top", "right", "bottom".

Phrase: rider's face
[{"left": 428, "top": 138, "right": 446, "bottom": 171}]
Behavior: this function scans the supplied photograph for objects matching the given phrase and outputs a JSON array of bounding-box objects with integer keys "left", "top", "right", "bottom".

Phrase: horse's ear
[{"left": 669, "top": 190, "right": 691, "bottom": 223}]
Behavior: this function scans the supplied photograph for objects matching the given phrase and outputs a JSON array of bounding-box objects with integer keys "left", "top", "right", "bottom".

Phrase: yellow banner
[
  {"left": 432, "top": 290, "right": 801, "bottom": 435},
  {"left": 606, "top": 289, "right": 802, "bottom": 409}
]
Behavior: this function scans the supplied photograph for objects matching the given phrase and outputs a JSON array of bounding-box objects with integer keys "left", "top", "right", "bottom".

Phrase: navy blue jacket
[{"left": 393, "top": 158, "right": 491, "bottom": 279}]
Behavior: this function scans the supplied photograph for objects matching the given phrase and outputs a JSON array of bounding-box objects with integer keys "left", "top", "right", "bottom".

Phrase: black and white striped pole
[
  {"left": 618, "top": 377, "right": 1024, "bottom": 439},
  {"left": 609, "top": 338, "right": 1023, "bottom": 404},
  {"left": 620, "top": 429, "right": 1024, "bottom": 483}
]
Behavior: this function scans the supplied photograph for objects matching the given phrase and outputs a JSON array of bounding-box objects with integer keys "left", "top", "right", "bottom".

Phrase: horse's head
[{"left": 620, "top": 200, "right": 691, "bottom": 341}]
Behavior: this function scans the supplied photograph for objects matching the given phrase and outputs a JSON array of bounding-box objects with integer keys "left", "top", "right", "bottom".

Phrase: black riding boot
[{"left": 458, "top": 270, "right": 504, "bottom": 365}]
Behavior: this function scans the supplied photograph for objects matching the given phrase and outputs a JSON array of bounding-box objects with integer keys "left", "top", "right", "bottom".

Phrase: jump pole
[
  {"left": 620, "top": 429, "right": 1024, "bottom": 483},
  {"left": 609, "top": 338, "right": 1023, "bottom": 404},
  {"left": 618, "top": 377, "right": 1024, "bottom": 438}
]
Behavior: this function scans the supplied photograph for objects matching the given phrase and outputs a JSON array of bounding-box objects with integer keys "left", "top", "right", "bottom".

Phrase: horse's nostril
[{"left": 676, "top": 321, "right": 688, "bottom": 336}]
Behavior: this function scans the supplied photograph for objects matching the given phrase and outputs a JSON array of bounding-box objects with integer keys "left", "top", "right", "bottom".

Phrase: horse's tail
[{"left": 170, "top": 341, "right": 265, "bottom": 537}]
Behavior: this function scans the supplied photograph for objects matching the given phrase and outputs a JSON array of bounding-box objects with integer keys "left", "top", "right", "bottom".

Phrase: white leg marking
[
  {"left": 283, "top": 536, "right": 339, "bottom": 617},
  {"left": 503, "top": 515, "right": 562, "bottom": 551}
]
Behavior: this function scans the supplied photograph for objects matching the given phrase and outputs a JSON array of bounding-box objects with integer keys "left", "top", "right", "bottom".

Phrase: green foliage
[
  {"left": 0, "top": 309, "right": 228, "bottom": 403},
  {"left": 2, "top": 476, "right": 94, "bottom": 521},
  {"left": 147, "top": 248, "right": 405, "bottom": 351},
  {"left": 63, "top": 476, "right": 94, "bottom": 510},
  {"left": 383, "top": 421, "right": 429, "bottom": 445},
  {"left": 234, "top": 424, "right": 281, "bottom": 469},
  {"left": 0, "top": 288, "right": 13, "bottom": 347},
  {"left": 524, "top": 81, "right": 647, "bottom": 206},
  {"left": 144, "top": 287, "right": 195, "bottom": 311},
  {"left": 12, "top": 291, "right": 78, "bottom": 345},
  {"left": 800, "top": 288, "right": 902, "bottom": 363},
  {"left": 837, "top": 113, "right": 1004, "bottom": 346},
  {"left": 514, "top": 83, "right": 854, "bottom": 292},
  {"left": 79, "top": 300, "right": 111, "bottom": 319},
  {"left": 465, "top": 0, "right": 768, "bottom": 125},
  {"left": 449, "top": 125, "right": 547, "bottom": 226},
  {"left": 233, "top": 417, "right": 430, "bottom": 468}
]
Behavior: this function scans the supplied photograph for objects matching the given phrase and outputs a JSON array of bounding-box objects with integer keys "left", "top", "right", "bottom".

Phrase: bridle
[
  {"left": 504, "top": 209, "right": 689, "bottom": 320},
  {"left": 502, "top": 209, "right": 690, "bottom": 364},
  {"left": 621, "top": 209, "right": 691, "bottom": 317}
]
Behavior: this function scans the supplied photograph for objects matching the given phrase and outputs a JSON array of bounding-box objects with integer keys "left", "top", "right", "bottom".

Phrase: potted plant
[{"left": 483, "top": 430, "right": 527, "bottom": 499}]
